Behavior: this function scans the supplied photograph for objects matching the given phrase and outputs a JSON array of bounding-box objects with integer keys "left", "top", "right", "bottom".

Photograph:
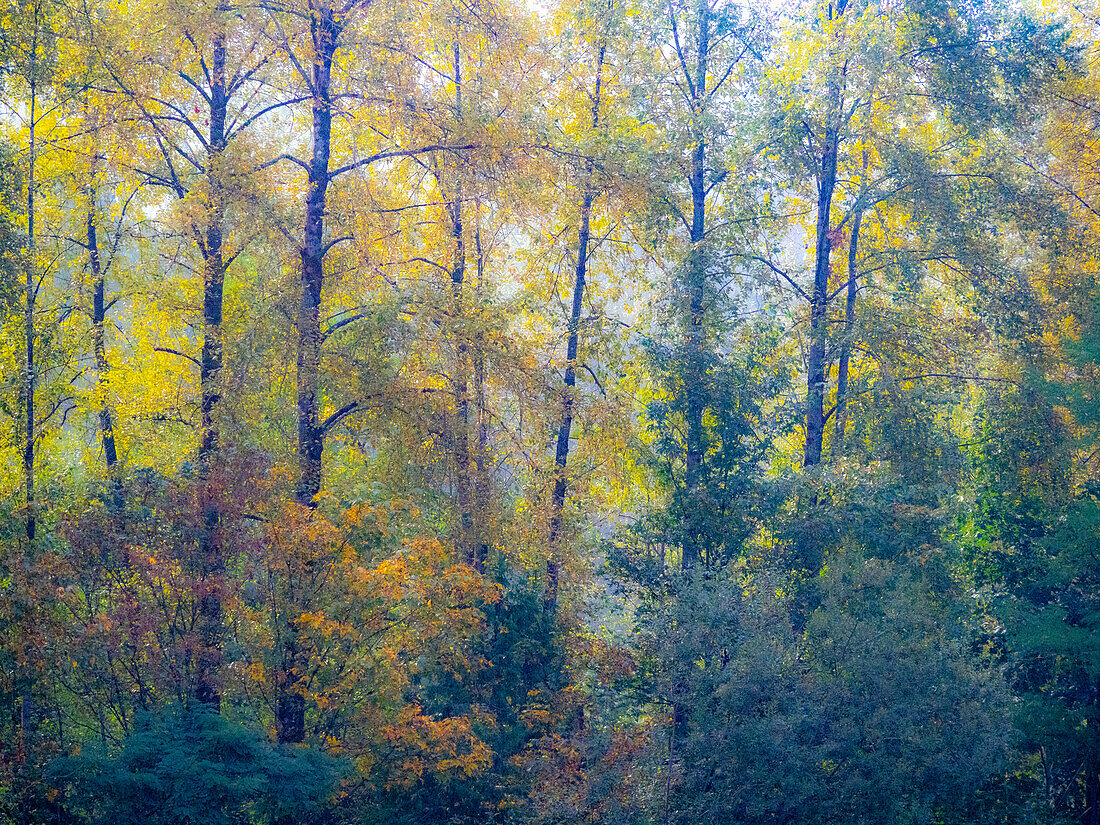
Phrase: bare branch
[
  {"left": 321, "top": 401, "right": 360, "bottom": 434},
  {"left": 154, "top": 347, "right": 201, "bottom": 368}
]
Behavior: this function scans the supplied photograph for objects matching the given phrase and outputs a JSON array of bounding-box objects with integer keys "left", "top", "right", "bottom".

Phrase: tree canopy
[{"left": 1, "top": 0, "right": 1099, "bottom": 823}]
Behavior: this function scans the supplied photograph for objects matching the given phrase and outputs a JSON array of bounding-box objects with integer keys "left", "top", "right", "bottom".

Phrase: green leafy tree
[{"left": 51, "top": 704, "right": 345, "bottom": 825}]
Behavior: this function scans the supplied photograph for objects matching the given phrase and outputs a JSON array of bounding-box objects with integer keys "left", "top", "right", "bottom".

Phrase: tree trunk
[
  {"left": 473, "top": 220, "right": 489, "bottom": 572},
  {"left": 446, "top": 40, "right": 476, "bottom": 567},
  {"left": 24, "top": 78, "right": 36, "bottom": 543},
  {"left": 803, "top": 126, "right": 838, "bottom": 468},
  {"left": 283, "top": 3, "right": 341, "bottom": 744},
  {"left": 833, "top": 206, "right": 861, "bottom": 452},
  {"left": 546, "top": 40, "right": 606, "bottom": 609},
  {"left": 88, "top": 208, "right": 118, "bottom": 469},
  {"left": 295, "top": 5, "right": 338, "bottom": 510},
  {"left": 195, "top": 25, "right": 228, "bottom": 711},
  {"left": 681, "top": 5, "right": 708, "bottom": 570},
  {"left": 545, "top": 181, "right": 593, "bottom": 607},
  {"left": 199, "top": 31, "right": 227, "bottom": 469}
]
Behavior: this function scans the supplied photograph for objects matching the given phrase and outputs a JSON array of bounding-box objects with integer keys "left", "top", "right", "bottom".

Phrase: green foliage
[
  {"left": 366, "top": 568, "right": 563, "bottom": 825},
  {"left": 51, "top": 705, "right": 345, "bottom": 825},
  {"left": 0, "top": 0, "right": 1095, "bottom": 822},
  {"left": 653, "top": 553, "right": 1008, "bottom": 825},
  {"left": 630, "top": 319, "right": 790, "bottom": 570}
]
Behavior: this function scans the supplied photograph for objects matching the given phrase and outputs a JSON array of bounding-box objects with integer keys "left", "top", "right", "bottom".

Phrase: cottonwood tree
[
  {"left": 102, "top": 0, "right": 287, "bottom": 709},
  {"left": 762, "top": 0, "right": 1060, "bottom": 468},
  {"left": 262, "top": 0, "right": 509, "bottom": 741}
]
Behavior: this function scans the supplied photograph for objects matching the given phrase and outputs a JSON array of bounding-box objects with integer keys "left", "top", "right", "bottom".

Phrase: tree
[
  {"left": 0, "top": 0, "right": 69, "bottom": 543},
  {"left": 660, "top": 554, "right": 1008, "bottom": 825},
  {"left": 544, "top": 0, "right": 612, "bottom": 610},
  {"left": 101, "top": 0, "right": 291, "bottom": 709},
  {"left": 52, "top": 704, "right": 345, "bottom": 825},
  {"left": 762, "top": 0, "right": 1058, "bottom": 468},
  {"left": 646, "top": 0, "right": 765, "bottom": 568}
]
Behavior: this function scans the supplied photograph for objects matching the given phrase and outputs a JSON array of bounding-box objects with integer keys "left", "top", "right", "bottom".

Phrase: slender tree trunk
[
  {"left": 195, "top": 27, "right": 229, "bottom": 711},
  {"left": 681, "top": 5, "right": 708, "bottom": 570},
  {"left": 803, "top": 127, "right": 838, "bottom": 468},
  {"left": 473, "top": 220, "right": 489, "bottom": 572},
  {"left": 833, "top": 207, "right": 861, "bottom": 452},
  {"left": 199, "top": 33, "right": 227, "bottom": 469},
  {"left": 545, "top": 181, "right": 593, "bottom": 606},
  {"left": 16, "top": 36, "right": 41, "bottom": 807},
  {"left": 24, "top": 78, "right": 36, "bottom": 543},
  {"left": 450, "top": 195, "right": 474, "bottom": 565},
  {"left": 446, "top": 40, "right": 476, "bottom": 567},
  {"left": 283, "top": 3, "right": 341, "bottom": 744},
  {"left": 88, "top": 209, "right": 117, "bottom": 469},
  {"left": 546, "top": 41, "right": 607, "bottom": 610},
  {"left": 295, "top": 7, "right": 338, "bottom": 512}
]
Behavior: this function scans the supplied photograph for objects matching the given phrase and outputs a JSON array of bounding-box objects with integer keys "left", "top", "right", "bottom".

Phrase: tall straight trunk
[
  {"left": 450, "top": 193, "right": 474, "bottom": 565},
  {"left": 88, "top": 208, "right": 117, "bottom": 469},
  {"left": 833, "top": 143, "right": 867, "bottom": 454},
  {"left": 199, "top": 31, "right": 227, "bottom": 468},
  {"left": 472, "top": 220, "right": 489, "bottom": 571},
  {"left": 195, "top": 25, "right": 228, "bottom": 711},
  {"left": 804, "top": 2, "right": 850, "bottom": 468},
  {"left": 448, "top": 40, "right": 476, "bottom": 567},
  {"left": 24, "top": 77, "right": 36, "bottom": 543},
  {"left": 16, "top": 25, "right": 41, "bottom": 793},
  {"left": 545, "top": 40, "right": 607, "bottom": 610},
  {"left": 283, "top": 2, "right": 341, "bottom": 745},
  {"left": 833, "top": 207, "right": 861, "bottom": 451},
  {"left": 803, "top": 126, "right": 838, "bottom": 468},
  {"left": 681, "top": 3, "right": 709, "bottom": 570},
  {"left": 294, "top": 5, "right": 338, "bottom": 512}
]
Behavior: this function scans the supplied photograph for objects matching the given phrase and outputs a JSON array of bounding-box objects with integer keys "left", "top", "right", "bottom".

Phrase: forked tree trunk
[{"left": 804, "top": 1, "right": 851, "bottom": 468}]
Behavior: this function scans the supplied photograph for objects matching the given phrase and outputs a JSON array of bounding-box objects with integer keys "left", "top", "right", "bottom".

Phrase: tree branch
[
  {"left": 321, "top": 401, "right": 360, "bottom": 434},
  {"left": 154, "top": 347, "right": 201, "bottom": 368}
]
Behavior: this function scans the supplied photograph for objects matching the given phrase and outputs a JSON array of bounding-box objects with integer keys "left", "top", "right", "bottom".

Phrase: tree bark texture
[
  {"left": 473, "top": 220, "right": 490, "bottom": 572},
  {"left": 833, "top": 206, "right": 861, "bottom": 451},
  {"left": 446, "top": 40, "right": 477, "bottom": 568},
  {"left": 24, "top": 77, "right": 36, "bottom": 543},
  {"left": 284, "top": 2, "right": 341, "bottom": 743},
  {"left": 88, "top": 209, "right": 118, "bottom": 469}
]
